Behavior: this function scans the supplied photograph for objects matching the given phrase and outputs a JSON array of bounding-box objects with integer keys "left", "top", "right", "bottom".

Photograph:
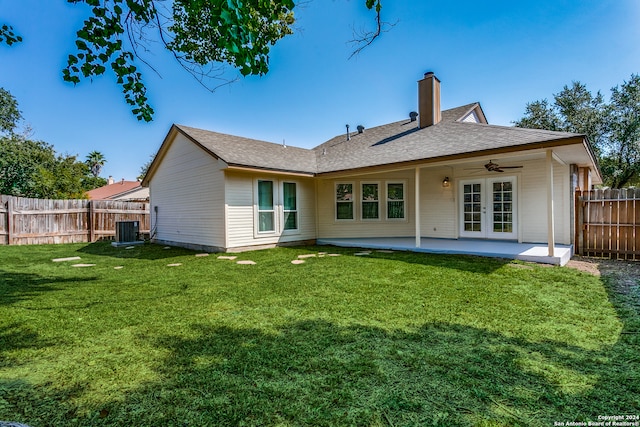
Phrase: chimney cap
[
  {"left": 409, "top": 111, "right": 418, "bottom": 122},
  {"left": 422, "top": 71, "right": 440, "bottom": 82}
]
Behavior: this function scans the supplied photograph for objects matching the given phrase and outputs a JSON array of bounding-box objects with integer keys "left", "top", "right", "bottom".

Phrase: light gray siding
[
  {"left": 149, "top": 133, "right": 226, "bottom": 249},
  {"left": 420, "top": 167, "right": 457, "bottom": 238},
  {"left": 225, "top": 171, "right": 316, "bottom": 249},
  {"left": 519, "top": 159, "right": 571, "bottom": 244},
  {"left": 317, "top": 170, "right": 416, "bottom": 239}
]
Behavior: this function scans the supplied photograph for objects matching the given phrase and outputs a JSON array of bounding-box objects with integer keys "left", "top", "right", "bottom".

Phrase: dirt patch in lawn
[{"left": 567, "top": 256, "right": 640, "bottom": 309}]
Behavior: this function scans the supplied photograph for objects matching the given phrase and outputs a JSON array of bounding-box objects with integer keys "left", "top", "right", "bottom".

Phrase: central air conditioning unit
[{"left": 115, "top": 220, "right": 139, "bottom": 243}]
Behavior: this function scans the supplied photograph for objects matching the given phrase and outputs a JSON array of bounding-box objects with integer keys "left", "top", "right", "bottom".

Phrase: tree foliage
[
  {"left": 4, "top": 1, "right": 384, "bottom": 121},
  {"left": 514, "top": 76, "right": 640, "bottom": 188},
  {"left": 86, "top": 150, "right": 106, "bottom": 177},
  {"left": 0, "top": 91, "right": 108, "bottom": 198},
  {"left": 601, "top": 75, "right": 640, "bottom": 188},
  {"left": 137, "top": 154, "right": 154, "bottom": 181},
  {"left": 0, "top": 87, "right": 23, "bottom": 135},
  {"left": 0, "top": 24, "right": 22, "bottom": 46},
  {"left": 0, "top": 136, "right": 106, "bottom": 198}
]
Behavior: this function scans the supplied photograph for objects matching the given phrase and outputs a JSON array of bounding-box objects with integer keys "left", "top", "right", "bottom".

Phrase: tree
[
  {"left": 0, "top": 137, "right": 57, "bottom": 197},
  {"left": 2, "top": 1, "right": 384, "bottom": 121},
  {"left": 0, "top": 87, "right": 23, "bottom": 135},
  {"left": 601, "top": 75, "right": 640, "bottom": 188},
  {"left": 37, "top": 153, "right": 95, "bottom": 199},
  {"left": 514, "top": 82, "right": 606, "bottom": 154},
  {"left": 82, "top": 175, "right": 108, "bottom": 190},
  {"left": 86, "top": 150, "right": 106, "bottom": 177},
  {"left": 0, "top": 136, "right": 107, "bottom": 198},
  {"left": 137, "top": 154, "right": 154, "bottom": 181},
  {"left": 514, "top": 76, "right": 640, "bottom": 188},
  {"left": 0, "top": 85, "right": 107, "bottom": 198}
]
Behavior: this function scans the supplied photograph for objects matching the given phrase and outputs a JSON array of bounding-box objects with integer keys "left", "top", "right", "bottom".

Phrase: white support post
[
  {"left": 415, "top": 167, "right": 421, "bottom": 248},
  {"left": 546, "top": 149, "right": 555, "bottom": 257}
]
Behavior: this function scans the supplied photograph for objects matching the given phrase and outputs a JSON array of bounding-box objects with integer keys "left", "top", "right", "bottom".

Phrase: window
[
  {"left": 283, "top": 182, "right": 297, "bottom": 231},
  {"left": 336, "top": 183, "right": 354, "bottom": 220},
  {"left": 387, "top": 182, "right": 405, "bottom": 219},
  {"left": 257, "top": 180, "right": 275, "bottom": 232},
  {"left": 492, "top": 181, "right": 513, "bottom": 233},
  {"left": 361, "top": 183, "right": 379, "bottom": 219}
]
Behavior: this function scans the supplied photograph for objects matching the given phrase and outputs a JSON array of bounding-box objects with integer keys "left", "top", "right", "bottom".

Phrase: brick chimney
[{"left": 418, "top": 72, "right": 441, "bottom": 128}]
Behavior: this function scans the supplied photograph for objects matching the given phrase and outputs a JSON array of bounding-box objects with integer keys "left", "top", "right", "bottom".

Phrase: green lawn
[{"left": 0, "top": 242, "right": 638, "bottom": 426}]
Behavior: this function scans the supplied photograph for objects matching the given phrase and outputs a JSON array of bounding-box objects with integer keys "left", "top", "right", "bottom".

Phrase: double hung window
[
  {"left": 336, "top": 183, "right": 354, "bottom": 220},
  {"left": 257, "top": 180, "right": 275, "bottom": 233},
  {"left": 283, "top": 182, "right": 297, "bottom": 231},
  {"left": 387, "top": 183, "right": 405, "bottom": 219},
  {"left": 361, "top": 183, "right": 379, "bottom": 220}
]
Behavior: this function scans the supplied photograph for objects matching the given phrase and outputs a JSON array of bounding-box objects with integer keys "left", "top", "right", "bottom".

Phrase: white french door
[{"left": 459, "top": 177, "right": 517, "bottom": 240}]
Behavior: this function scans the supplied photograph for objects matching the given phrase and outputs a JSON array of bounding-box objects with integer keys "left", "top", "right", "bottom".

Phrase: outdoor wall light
[{"left": 442, "top": 177, "right": 450, "bottom": 187}]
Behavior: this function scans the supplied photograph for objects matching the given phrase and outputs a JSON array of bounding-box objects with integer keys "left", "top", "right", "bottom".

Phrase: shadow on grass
[
  {"left": 5, "top": 320, "right": 636, "bottom": 426},
  {"left": 76, "top": 241, "right": 199, "bottom": 261},
  {"left": 0, "top": 379, "right": 86, "bottom": 425},
  {"left": 307, "top": 244, "right": 511, "bottom": 274},
  {"left": 0, "top": 322, "right": 55, "bottom": 357},
  {"left": 0, "top": 270, "right": 93, "bottom": 306}
]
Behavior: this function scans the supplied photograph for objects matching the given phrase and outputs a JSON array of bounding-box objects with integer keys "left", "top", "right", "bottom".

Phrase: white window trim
[
  {"left": 385, "top": 180, "right": 407, "bottom": 221},
  {"left": 281, "top": 181, "right": 300, "bottom": 235},
  {"left": 361, "top": 181, "right": 381, "bottom": 221},
  {"left": 335, "top": 181, "right": 356, "bottom": 221},
  {"left": 254, "top": 178, "right": 278, "bottom": 238}
]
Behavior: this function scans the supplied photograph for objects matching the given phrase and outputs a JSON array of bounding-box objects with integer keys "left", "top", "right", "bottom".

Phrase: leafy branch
[
  {"left": 0, "top": 24, "right": 22, "bottom": 46},
  {"left": 349, "top": 0, "right": 394, "bottom": 59},
  {"left": 4, "top": 1, "right": 387, "bottom": 122}
]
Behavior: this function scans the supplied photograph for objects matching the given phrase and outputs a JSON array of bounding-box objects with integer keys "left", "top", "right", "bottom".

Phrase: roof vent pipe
[
  {"left": 357, "top": 125, "right": 365, "bottom": 134},
  {"left": 346, "top": 124, "right": 350, "bottom": 141},
  {"left": 409, "top": 111, "right": 418, "bottom": 122}
]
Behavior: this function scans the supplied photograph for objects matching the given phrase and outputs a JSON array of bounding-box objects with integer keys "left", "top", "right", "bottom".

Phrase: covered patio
[{"left": 316, "top": 237, "right": 573, "bottom": 266}]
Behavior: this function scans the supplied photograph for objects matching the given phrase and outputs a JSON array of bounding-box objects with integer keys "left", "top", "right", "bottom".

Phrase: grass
[{"left": 0, "top": 242, "right": 638, "bottom": 426}]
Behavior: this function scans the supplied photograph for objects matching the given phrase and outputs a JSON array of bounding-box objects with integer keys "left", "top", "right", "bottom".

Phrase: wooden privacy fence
[
  {"left": 0, "top": 195, "right": 150, "bottom": 245},
  {"left": 575, "top": 189, "right": 640, "bottom": 260}
]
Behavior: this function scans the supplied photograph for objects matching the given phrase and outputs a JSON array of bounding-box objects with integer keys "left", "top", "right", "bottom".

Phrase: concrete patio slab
[{"left": 317, "top": 237, "right": 572, "bottom": 266}]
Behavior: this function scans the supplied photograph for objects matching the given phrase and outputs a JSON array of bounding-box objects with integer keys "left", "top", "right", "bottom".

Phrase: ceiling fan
[
  {"left": 483, "top": 160, "right": 523, "bottom": 173},
  {"left": 466, "top": 160, "right": 524, "bottom": 173}
]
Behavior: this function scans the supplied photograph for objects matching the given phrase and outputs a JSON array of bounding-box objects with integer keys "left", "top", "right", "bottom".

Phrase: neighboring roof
[
  {"left": 86, "top": 180, "right": 144, "bottom": 200},
  {"left": 175, "top": 125, "right": 318, "bottom": 174},
  {"left": 143, "top": 102, "right": 598, "bottom": 184}
]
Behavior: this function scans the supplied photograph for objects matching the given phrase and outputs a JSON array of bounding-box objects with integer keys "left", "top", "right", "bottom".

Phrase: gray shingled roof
[
  {"left": 313, "top": 104, "right": 583, "bottom": 173},
  {"left": 175, "top": 125, "right": 317, "bottom": 174},
  {"left": 174, "top": 103, "right": 585, "bottom": 175}
]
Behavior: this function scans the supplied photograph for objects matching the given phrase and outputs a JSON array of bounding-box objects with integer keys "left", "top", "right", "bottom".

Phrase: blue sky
[{"left": 1, "top": 0, "right": 639, "bottom": 181}]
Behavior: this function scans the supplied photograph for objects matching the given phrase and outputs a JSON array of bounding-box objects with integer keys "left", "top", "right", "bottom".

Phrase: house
[
  {"left": 86, "top": 176, "right": 149, "bottom": 201},
  {"left": 141, "top": 72, "right": 601, "bottom": 265}
]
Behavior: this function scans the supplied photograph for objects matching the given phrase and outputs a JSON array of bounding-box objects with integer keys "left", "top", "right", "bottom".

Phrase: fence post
[
  {"left": 7, "top": 197, "right": 14, "bottom": 245},
  {"left": 88, "top": 201, "right": 95, "bottom": 242}
]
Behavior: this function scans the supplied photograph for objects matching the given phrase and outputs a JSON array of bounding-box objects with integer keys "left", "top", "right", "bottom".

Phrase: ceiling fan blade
[{"left": 500, "top": 166, "right": 523, "bottom": 169}]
